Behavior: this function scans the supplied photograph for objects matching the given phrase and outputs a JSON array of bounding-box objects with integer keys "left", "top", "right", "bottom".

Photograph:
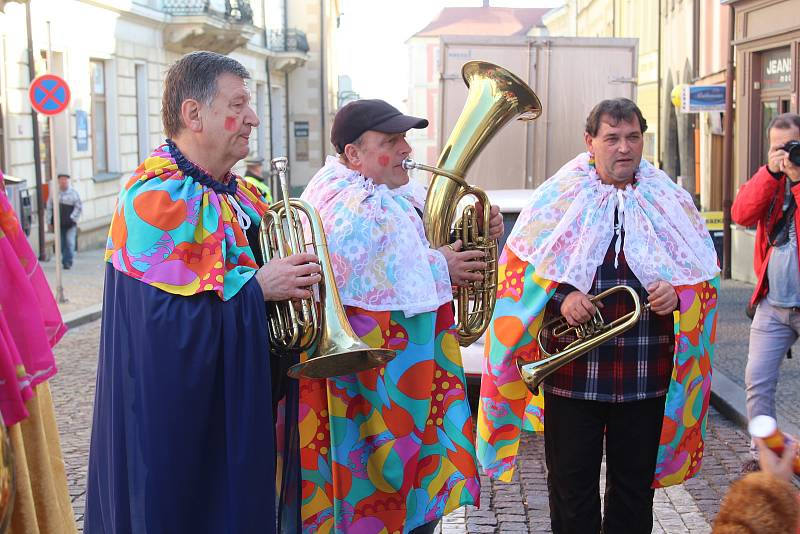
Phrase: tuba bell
[
  {"left": 403, "top": 60, "right": 542, "bottom": 346},
  {"left": 518, "top": 285, "right": 649, "bottom": 394},
  {"left": 259, "top": 157, "right": 396, "bottom": 379}
]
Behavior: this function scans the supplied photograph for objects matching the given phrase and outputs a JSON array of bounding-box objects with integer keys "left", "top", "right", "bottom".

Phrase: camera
[{"left": 780, "top": 140, "right": 800, "bottom": 166}]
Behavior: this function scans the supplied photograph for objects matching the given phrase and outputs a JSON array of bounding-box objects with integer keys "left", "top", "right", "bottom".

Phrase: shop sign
[
  {"left": 762, "top": 47, "right": 792, "bottom": 91},
  {"left": 75, "top": 110, "right": 88, "bottom": 151},
  {"left": 294, "top": 121, "right": 309, "bottom": 138},
  {"left": 680, "top": 85, "right": 727, "bottom": 113}
]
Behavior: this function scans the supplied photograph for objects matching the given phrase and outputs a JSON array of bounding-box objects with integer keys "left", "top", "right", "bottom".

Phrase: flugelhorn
[
  {"left": 518, "top": 285, "right": 649, "bottom": 394},
  {"left": 405, "top": 60, "right": 542, "bottom": 346},
  {"left": 259, "top": 157, "right": 396, "bottom": 378}
]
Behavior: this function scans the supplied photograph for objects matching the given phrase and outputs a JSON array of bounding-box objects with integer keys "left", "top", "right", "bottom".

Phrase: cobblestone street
[
  {"left": 49, "top": 316, "right": 753, "bottom": 534},
  {"left": 49, "top": 318, "right": 100, "bottom": 533},
  {"left": 439, "top": 408, "right": 750, "bottom": 533}
]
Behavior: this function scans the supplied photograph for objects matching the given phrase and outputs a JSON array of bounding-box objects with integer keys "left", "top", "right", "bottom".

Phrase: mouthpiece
[
  {"left": 271, "top": 157, "right": 288, "bottom": 173},
  {"left": 401, "top": 158, "right": 417, "bottom": 171}
]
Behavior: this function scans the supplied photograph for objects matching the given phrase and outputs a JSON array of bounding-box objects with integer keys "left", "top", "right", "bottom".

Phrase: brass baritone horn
[
  {"left": 259, "top": 157, "right": 396, "bottom": 379},
  {"left": 404, "top": 60, "right": 542, "bottom": 346},
  {"left": 518, "top": 285, "right": 650, "bottom": 394}
]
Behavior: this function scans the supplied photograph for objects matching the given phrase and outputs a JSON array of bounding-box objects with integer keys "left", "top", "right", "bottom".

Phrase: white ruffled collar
[
  {"left": 300, "top": 157, "right": 452, "bottom": 316},
  {"left": 506, "top": 152, "right": 720, "bottom": 292}
]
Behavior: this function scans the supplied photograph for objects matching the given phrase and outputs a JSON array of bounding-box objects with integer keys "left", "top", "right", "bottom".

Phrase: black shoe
[
  {"left": 741, "top": 458, "right": 760, "bottom": 474},
  {"left": 63, "top": 264, "right": 71, "bottom": 270}
]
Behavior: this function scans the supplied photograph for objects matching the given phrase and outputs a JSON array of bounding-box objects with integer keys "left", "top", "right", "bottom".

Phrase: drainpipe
[
  {"left": 262, "top": 0, "right": 276, "bottom": 193},
  {"left": 657, "top": 0, "right": 662, "bottom": 167},
  {"left": 285, "top": 71, "right": 290, "bottom": 189},
  {"left": 319, "top": 0, "right": 326, "bottom": 167},
  {"left": 266, "top": 61, "right": 273, "bottom": 158},
  {"left": 612, "top": 0, "right": 615, "bottom": 36},
  {"left": 283, "top": 0, "right": 291, "bottom": 189},
  {"left": 722, "top": 5, "right": 735, "bottom": 279},
  {"left": 25, "top": 1, "right": 46, "bottom": 260},
  {"left": 265, "top": 57, "right": 275, "bottom": 196}
]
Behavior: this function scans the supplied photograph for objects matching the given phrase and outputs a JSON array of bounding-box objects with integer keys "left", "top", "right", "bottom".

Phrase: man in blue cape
[{"left": 85, "top": 51, "right": 321, "bottom": 533}]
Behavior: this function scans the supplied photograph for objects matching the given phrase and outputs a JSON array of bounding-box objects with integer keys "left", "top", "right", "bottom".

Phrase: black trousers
[{"left": 543, "top": 392, "right": 666, "bottom": 534}]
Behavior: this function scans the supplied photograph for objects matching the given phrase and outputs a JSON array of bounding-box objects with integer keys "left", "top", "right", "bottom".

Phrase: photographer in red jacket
[{"left": 732, "top": 113, "right": 800, "bottom": 472}]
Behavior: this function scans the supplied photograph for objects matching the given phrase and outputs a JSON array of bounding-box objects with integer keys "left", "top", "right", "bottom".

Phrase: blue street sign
[
  {"left": 75, "top": 110, "right": 88, "bottom": 151},
  {"left": 680, "top": 85, "right": 726, "bottom": 113}
]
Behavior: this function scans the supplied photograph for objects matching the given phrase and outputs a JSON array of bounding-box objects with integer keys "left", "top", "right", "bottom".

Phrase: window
[
  {"left": 91, "top": 59, "right": 108, "bottom": 174},
  {"left": 760, "top": 97, "right": 791, "bottom": 162}
]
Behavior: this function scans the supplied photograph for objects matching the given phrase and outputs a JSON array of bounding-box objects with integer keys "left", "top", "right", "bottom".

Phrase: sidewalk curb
[
  {"left": 710, "top": 370, "right": 748, "bottom": 430},
  {"left": 710, "top": 368, "right": 800, "bottom": 442},
  {"left": 63, "top": 304, "right": 102, "bottom": 330}
]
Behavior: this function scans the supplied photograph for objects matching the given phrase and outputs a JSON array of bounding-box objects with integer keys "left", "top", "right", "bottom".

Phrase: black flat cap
[{"left": 331, "top": 99, "right": 428, "bottom": 153}]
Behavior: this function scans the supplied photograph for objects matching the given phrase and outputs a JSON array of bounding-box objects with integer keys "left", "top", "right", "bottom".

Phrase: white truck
[{"left": 434, "top": 35, "right": 639, "bottom": 190}]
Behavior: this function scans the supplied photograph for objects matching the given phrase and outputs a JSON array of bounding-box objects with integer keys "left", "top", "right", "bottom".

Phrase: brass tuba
[
  {"left": 518, "top": 285, "right": 649, "bottom": 394},
  {"left": 403, "top": 60, "right": 542, "bottom": 346},
  {"left": 259, "top": 157, "right": 396, "bottom": 379}
]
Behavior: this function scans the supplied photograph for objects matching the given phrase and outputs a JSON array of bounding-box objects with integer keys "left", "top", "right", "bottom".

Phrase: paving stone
[{"left": 497, "top": 522, "right": 528, "bottom": 532}]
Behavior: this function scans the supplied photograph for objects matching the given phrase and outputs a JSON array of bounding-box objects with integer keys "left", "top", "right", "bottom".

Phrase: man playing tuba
[
  {"left": 293, "top": 99, "right": 503, "bottom": 533},
  {"left": 478, "top": 98, "right": 720, "bottom": 533}
]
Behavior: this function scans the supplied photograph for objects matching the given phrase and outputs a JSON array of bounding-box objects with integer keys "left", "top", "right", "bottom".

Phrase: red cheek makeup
[{"left": 224, "top": 116, "right": 238, "bottom": 132}]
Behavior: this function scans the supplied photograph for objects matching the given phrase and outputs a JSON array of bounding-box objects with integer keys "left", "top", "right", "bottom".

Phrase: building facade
[
  {"left": 695, "top": 0, "right": 730, "bottom": 213},
  {"left": 0, "top": 0, "right": 336, "bottom": 252},
  {"left": 285, "top": 0, "right": 340, "bottom": 190},
  {"left": 406, "top": 6, "right": 549, "bottom": 167},
  {"left": 726, "top": 0, "right": 799, "bottom": 283}
]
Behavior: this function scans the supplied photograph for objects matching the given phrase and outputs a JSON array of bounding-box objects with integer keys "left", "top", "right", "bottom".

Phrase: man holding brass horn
[
  {"left": 294, "top": 99, "right": 503, "bottom": 533},
  {"left": 85, "top": 51, "right": 321, "bottom": 533},
  {"left": 477, "top": 98, "right": 720, "bottom": 533}
]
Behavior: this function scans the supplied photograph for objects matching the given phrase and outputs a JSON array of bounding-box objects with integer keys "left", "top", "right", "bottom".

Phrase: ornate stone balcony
[
  {"left": 162, "top": 0, "right": 256, "bottom": 55},
  {"left": 267, "top": 28, "right": 309, "bottom": 72}
]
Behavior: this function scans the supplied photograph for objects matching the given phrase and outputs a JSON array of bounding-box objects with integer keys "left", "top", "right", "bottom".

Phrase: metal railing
[
  {"left": 162, "top": 0, "right": 253, "bottom": 24},
  {"left": 267, "top": 29, "right": 309, "bottom": 54}
]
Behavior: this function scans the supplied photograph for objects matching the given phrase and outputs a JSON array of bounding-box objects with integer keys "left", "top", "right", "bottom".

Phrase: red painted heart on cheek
[
  {"left": 224, "top": 117, "right": 238, "bottom": 132},
  {"left": 378, "top": 155, "right": 390, "bottom": 167}
]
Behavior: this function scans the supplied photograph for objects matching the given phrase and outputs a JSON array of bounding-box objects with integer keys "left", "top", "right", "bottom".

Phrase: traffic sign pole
[
  {"left": 36, "top": 23, "right": 69, "bottom": 303},
  {"left": 47, "top": 23, "right": 64, "bottom": 303},
  {"left": 50, "top": 118, "right": 64, "bottom": 304}
]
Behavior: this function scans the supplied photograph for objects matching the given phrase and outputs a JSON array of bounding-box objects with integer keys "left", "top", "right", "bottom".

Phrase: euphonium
[
  {"left": 518, "top": 285, "right": 650, "bottom": 394},
  {"left": 403, "top": 60, "right": 542, "bottom": 346},
  {"left": 259, "top": 157, "right": 396, "bottom": 379}
]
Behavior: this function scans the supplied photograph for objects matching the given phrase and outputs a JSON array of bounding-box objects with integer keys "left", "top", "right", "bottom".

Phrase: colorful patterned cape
[
  {"left": 0, "top": 185, "right": 65, "bottom": 426},
  {"left": 477, "top": 247, "right": 719, "bottom": 487},
  {"left": 298, "top": 304, "right": 480, "bottom": 533},
  {"left": 105, "top": 141, "right": 268, "bottom": 301}
]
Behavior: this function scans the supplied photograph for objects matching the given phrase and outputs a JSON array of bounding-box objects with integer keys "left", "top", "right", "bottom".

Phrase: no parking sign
[{"left": 29, "top": 74, "right": 71, "bottom": 116}]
